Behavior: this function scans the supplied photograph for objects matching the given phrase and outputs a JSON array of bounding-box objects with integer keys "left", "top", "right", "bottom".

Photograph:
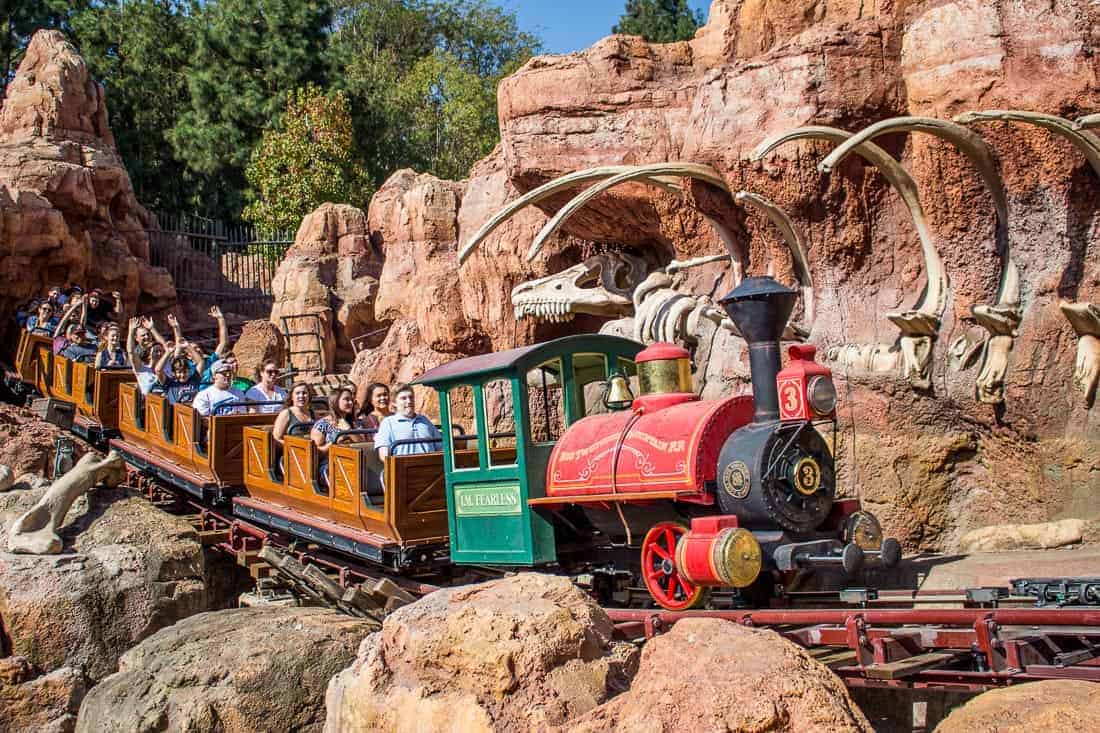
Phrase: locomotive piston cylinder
[{"left": 675, "top": 516, "right": 763, "bottom": 588}]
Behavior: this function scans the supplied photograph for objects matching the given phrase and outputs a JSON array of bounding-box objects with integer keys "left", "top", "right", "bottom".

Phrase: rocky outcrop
[
  {"left": 958, "top": 518, "right": 1086, "bottom": 552},
  {"left": 333, "top": 0, "right": 1100, "bottom": 550},
  {"left": 269, "top": 202, "right": 382, "bottom": 371},
  {"left": 324, "top": 573, "right": 637, "bottom": 733},
  {"left": 933, "top": 679, "right": 1100, "bottom": 731},
  {"left": 75, "top": 607, "right": 376, "bottom": 733},
  {"left": 0, "top": 481, "right": 206, "bottom": 681},
  {"left": 0, "top": 30, "right": 175, "bottom": 328},
  {"left": 569, "top": 617, "right": 871, "bottom": 733}
]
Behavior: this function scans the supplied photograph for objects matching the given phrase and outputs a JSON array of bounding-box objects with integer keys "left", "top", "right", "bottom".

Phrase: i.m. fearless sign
[{"left": 454, "top": 483, "right": 522, "bottom": 517}]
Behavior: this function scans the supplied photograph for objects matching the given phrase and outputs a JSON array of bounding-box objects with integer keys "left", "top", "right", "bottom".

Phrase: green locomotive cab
[{"left": 415, "top": 334, "right": 643, "bottom": 566}]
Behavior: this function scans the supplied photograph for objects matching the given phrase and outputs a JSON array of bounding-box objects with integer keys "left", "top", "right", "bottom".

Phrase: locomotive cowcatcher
[{"left": 417, "top": 275, "right": 900, "bottom": 609}]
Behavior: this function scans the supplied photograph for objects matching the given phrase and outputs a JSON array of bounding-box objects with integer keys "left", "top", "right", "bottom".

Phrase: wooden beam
[{"left": 865, "top": 651, "right": 967, "bottom": 680}]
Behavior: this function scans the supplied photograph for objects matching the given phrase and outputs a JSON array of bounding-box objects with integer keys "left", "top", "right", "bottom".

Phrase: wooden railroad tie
[
  {"left": 864, "top": 651, "right": 968, "bottom": 680},
  {"left": 254, "top": 544, "right": 420, "bottom": 624}
]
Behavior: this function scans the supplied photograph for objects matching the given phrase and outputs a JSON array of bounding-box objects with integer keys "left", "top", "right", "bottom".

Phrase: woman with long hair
[
  {"left": 311, "top": 387, "right": 362, "bottom": 487},
  {"left": 272, "top": 382, "right": 316, "bottom": 446},
  {"left": 95, "top": 324, "right": 128, "bottom": 369},
  {"left": 358, "top": 382, "right": 391, "bottom": 429}
]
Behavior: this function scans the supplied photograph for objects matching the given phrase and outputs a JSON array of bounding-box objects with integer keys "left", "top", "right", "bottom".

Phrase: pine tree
[
  {"left": 69, "top": 0, "right": 195, "bottom": 215},
  {"left": 612, "top": 0, "right": 703, "bottom": 44},
  {"left": 168, "top": 0, "right": 333, "bottom": 220}
]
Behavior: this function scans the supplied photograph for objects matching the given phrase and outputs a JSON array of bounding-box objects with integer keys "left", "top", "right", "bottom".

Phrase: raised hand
[
  {"left": 111, "top": 290, "right": 122, "bottom": 302},
  {"left": 208, "top": 305, "right": 223, "bottom": 319},
  {"left": 140, "top": 316, "right": 154, "bottom": 329},
  {"left": 128, "top": 316, "right": 139, "bottom": 330},
  {"left": 167, "top": 313, "right": 179, "bottom": 327}
]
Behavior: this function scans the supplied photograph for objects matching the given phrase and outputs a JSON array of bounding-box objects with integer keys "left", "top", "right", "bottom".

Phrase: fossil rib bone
[
  {"left": 522, "top": 163, "right": 734, "bottom": 262},
  {"left": 820, "top": 116, "right": 1020, "bottom": 402},
  {"left": 956, "top": 110, "right": 1100, "bottom": 179},
  {"left": 753, "top": 126, "right": 946, "bottom": 388},
  {"left": 752, "top": 126, "right": 947, "bottom": 320},
  {"left": 734, "top": 190, "right": 815, "bottom": 336}
]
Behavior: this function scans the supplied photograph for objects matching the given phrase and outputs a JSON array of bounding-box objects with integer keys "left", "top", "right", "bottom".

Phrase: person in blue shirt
[{"left": 375, "top": 384, "right": 442, "bottom": 460}]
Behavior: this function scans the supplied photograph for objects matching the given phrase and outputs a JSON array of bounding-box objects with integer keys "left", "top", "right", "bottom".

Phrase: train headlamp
[{"left": 807, "top": 375, "right": 837, "bottom": 415}]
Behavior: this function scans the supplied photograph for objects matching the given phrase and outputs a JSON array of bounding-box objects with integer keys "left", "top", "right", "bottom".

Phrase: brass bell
[{"left": 603, "top": 371, "right": 635, "bottom": 410}]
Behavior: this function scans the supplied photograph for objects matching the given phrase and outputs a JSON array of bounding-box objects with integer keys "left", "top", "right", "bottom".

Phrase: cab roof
[{"left": 414, "top": 334, "right": 644, "bottom": 388}]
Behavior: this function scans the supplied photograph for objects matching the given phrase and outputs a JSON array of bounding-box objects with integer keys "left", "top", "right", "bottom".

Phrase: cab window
[
  {"left": 572, "top": 353, "right": 608, "bottom": 416},
  {"left": 447, "top": 384, "right": 479, "bottom": 470},
  {"left": 483, "top": 378, "right": 517, "bottom": 466},
  {"left": 527, "top": 358, "right": 565, "bottom": 444}
]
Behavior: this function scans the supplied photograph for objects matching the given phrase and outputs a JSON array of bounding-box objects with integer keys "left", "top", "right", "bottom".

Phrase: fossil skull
[{"left": 512, "top": 253, "right": 648, "bottom": 323}]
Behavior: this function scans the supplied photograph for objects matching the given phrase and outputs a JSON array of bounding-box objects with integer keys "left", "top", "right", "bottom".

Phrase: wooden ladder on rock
[{"left": 280, "top": 313, "right": 326, "bottom": 376}]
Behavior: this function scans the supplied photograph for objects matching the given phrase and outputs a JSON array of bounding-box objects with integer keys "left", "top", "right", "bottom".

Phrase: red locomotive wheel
[{"left": 641, "top": 522, "right": 704, "bottom": 611}]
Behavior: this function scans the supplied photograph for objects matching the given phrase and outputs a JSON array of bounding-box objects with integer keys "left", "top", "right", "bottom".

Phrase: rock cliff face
[
  {"left": 0, "top": 30, "right": 175, "bottom": 331},
  {"left": 314, "top": 0, "right": 1100, "bottom": 551}
]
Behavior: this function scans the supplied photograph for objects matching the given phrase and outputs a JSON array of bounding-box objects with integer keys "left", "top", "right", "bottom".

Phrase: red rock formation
[
  {"left": 0, "top": 30, "right": 175, "bottom": 327},
  {"left": 568, "top": 617, "right": 871, "bottom": 732},
  {"left": 286, "top": 1, "right": 1100, "bottom": 549},
  {"left": 933, "top": 679, "right": 1100, "bottom": 731}
]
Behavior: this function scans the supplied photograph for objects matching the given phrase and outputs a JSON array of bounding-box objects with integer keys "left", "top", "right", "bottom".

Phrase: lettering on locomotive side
[
  {"left": 454, "top": 483, "right": 523, "bottom": 517},
  {"left": 556, "top": 430, "right": 686, "bottom": 463}
]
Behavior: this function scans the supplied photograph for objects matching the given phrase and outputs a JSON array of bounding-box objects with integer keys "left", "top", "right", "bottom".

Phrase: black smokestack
[{"left": 719, "top": 276, "right": 798, "bottom": 423}]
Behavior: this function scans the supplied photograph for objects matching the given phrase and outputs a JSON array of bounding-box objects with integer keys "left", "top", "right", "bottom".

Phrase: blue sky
[{"left": 500, "top": 1, "right": 712, "bottom": 55}]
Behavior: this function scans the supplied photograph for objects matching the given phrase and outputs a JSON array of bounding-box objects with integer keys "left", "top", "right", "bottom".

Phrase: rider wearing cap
[{"left": 192, "top": 359, "right": 245, "bottom": 416}]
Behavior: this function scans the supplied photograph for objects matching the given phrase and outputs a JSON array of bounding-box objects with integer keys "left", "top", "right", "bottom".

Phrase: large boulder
[
  {"left": 0, "top": 657, "right": 86, "bottom": 733},
  {"left": 324, "top": 573, "right": 637, "bottom": 733},
  {"left": 232, "top": 319, "right": 287, "bottom": 383},
  {"left": 0, "top": 481, "right": 206, "bottom": 682},
  {"left": 568, "top": 617, "right": 872, "bottom": 733},
  {"left": 75, "top": 607, "right": 376, "bottom": 733},
  {"left": 933, "top": 680, "right": 1100, "bottom": 731},
  {"left": 0, "top": 30, "right": 175, "bottom": 328}
]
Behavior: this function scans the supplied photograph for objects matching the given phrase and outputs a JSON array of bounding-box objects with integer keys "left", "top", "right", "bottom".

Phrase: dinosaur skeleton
[
  {"left": 752, "top": 125, "right": 947, "bottom": 389},
  {"left": 821, "top": 116, "right": 1020, "bottom": 403},
  {"left": 496, "top": 167, "right": 815, "bottom": 345}
]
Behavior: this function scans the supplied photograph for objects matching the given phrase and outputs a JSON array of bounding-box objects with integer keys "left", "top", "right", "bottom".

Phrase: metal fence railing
[{"left": 147, "top": 213, "right": 294, "bottom": 318}]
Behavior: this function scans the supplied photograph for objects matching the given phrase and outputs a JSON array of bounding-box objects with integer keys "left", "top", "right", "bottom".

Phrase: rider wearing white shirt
[{"left": 193, "top": 360, "right": 245, "bottom": 416}]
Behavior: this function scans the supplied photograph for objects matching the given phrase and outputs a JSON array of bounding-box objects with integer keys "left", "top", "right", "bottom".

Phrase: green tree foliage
[
  {"left": 330, "top": 0, "right": 540, "bottom": 184},
  {"left": 68, "top": 1, "right": 195, "bottom": 214},
  {"left": 167, "top": 0, "right": 333, "bottom": 219},
  {"left": 613, "top": 0, "right": 703, "bottom": 43},
  {"left": 243, "top": 84, "right": 366, "bottom": 232},
  {"left": 7, "top": 0, "right": 539, "bottom": 225}
]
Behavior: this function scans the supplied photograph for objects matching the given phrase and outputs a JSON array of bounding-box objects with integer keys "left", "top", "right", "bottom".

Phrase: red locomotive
[{"left": 535, "top": 276, "right": 900, "bottom": 609}]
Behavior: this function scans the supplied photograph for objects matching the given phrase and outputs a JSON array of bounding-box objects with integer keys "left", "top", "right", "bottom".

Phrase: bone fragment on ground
[
  {"left": 957, "top": 518, "right": 1086, "bottom": 553},
  {"left": 8, "top": 451, "right": 127, "bottom": 555},
  {"left": 1059, "top": 300, "right": 1100, "bottom": 405}
]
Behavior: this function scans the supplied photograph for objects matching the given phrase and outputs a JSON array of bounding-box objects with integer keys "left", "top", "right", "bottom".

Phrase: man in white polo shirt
[
  {"left": 193, "top": 360, "right": 245, "bottom": 416},
  {"left": 375, "top": 384, "right": 442, "bottom": 460}
]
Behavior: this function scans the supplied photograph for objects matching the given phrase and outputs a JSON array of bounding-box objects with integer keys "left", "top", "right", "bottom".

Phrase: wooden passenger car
[
  {"left": 14, "top": 331, "right": 132, "bottom": 442},
  {"left": 238, "top": 426, "right": 451, "bottom": 570},
  {"left": 111, "top": 383, "right": 276, "bottom": 502}
]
